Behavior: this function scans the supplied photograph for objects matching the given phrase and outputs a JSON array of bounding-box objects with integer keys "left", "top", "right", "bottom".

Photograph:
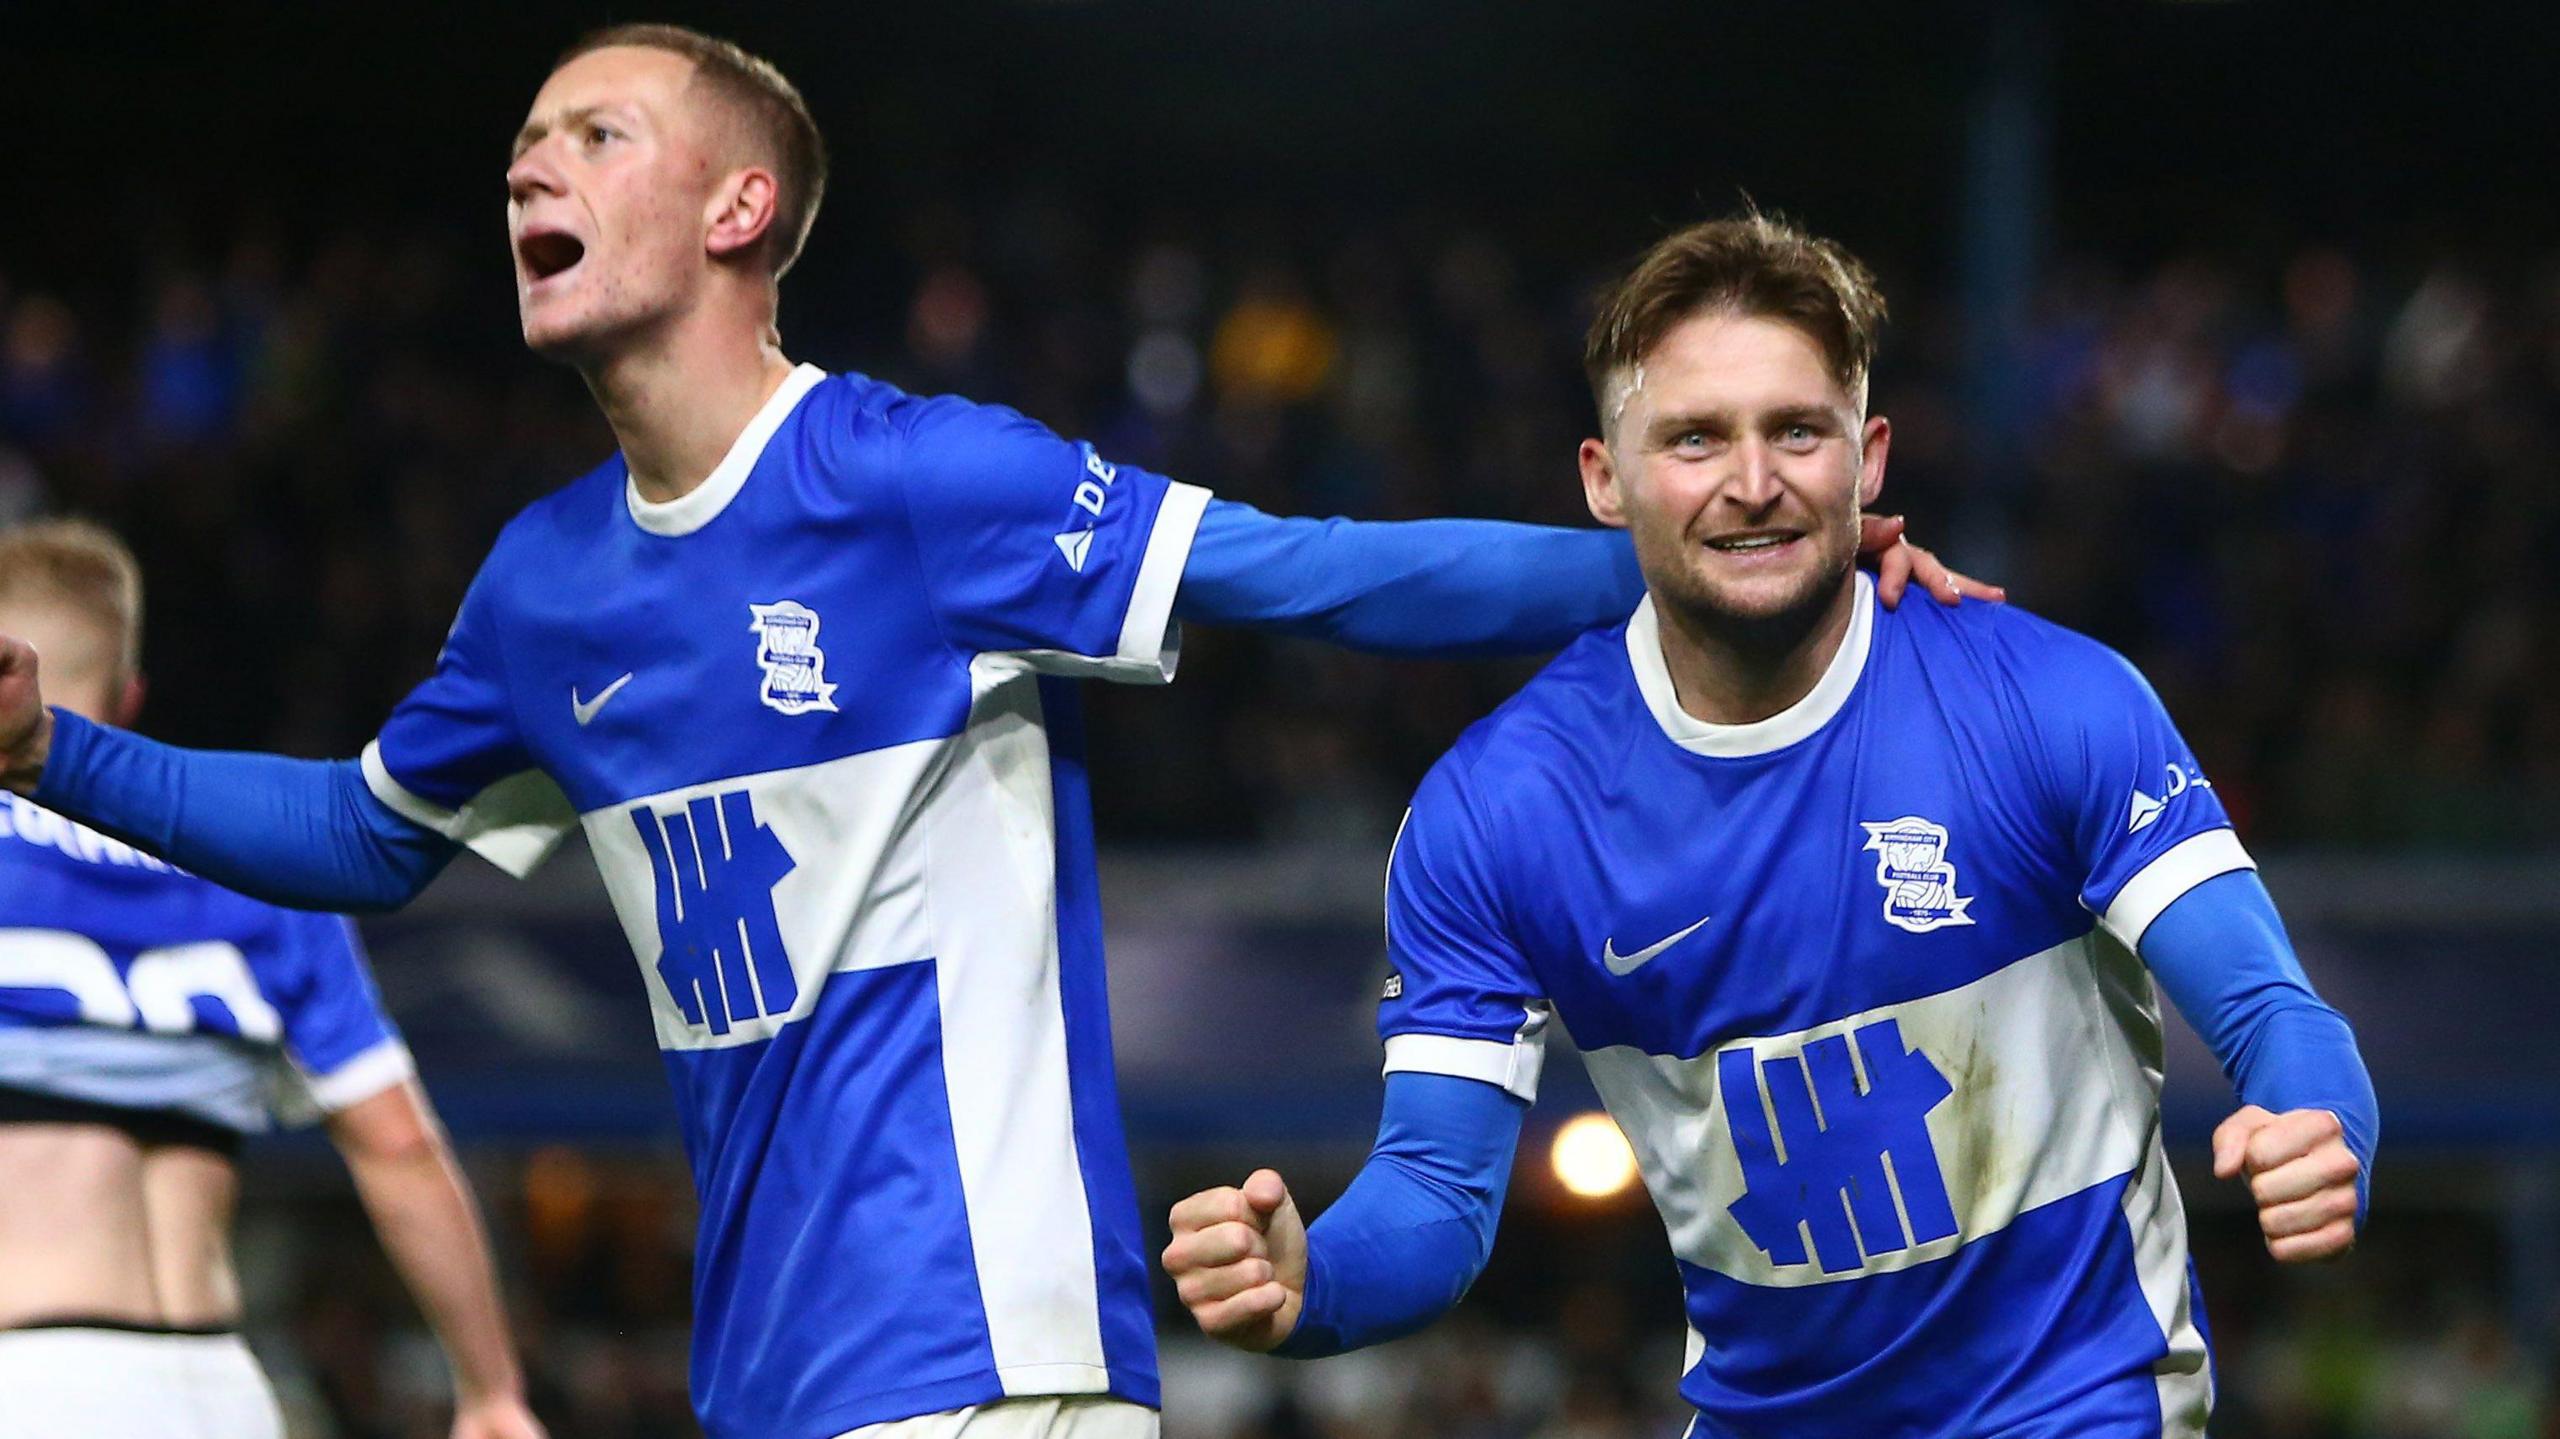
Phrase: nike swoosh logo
[
  {"left": 1601, "top": 914, "right": 1712, "bottom": 976},
  {"left": 571, "top": 673, "right": 635, "bottom": 726}
]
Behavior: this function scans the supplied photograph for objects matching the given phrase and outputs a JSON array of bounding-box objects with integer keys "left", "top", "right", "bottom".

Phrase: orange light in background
[{"left": 1550, "top": 1111, "right": 1639, "bottom": 1199}]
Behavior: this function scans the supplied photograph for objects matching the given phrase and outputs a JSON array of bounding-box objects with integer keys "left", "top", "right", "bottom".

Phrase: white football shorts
[
  {"left": 834, "top": 1394, "right": 1160, "bottom": 1439},
  {"left": 0, "top": 1325, "right": 284, "bottom": 1439}
]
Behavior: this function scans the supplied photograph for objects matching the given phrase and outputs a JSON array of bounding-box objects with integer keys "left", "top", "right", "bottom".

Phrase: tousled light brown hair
[
  {"left": 1583, "top": 211, "right": 1887, "bottom": 429},
  {"left": 0, "top": 519, "right": 144, "bottom": 678},
  {"left": 557, "top": 23, "right": 830, "bottom": 278}
]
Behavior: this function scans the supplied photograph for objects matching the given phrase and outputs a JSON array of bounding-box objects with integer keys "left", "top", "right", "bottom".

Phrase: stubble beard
[{"left": 1650, "top": 522, "right": 1859, "bottom": 668}]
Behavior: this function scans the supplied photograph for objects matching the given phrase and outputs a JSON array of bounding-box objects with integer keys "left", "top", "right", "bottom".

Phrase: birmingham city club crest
[
  {"left": 1858, "top": 816, "right": 1976, "bottom": 933},
  {"left": 748, "top": 600, "right": 840, "bottom": 716}
]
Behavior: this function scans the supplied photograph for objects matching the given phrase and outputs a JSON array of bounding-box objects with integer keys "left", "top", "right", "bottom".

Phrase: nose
[
  {"left": 506, "top": 143, "right": 563, "bottom": 207},
  {"left": 1724, "top": 436, "right": 1785, "bottom": 512}
]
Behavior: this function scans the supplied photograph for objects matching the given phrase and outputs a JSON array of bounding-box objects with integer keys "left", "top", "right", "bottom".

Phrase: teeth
[{"left": 1710, "top": 535, "right": 1790, "bottom": 551}]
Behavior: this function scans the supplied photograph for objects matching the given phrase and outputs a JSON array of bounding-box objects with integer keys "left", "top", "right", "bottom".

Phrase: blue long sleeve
[
  {"left": 1175, "top": 499, "right": 1643, "bottom": 657},
  {"left": 2141, "top": 870, "right": 2379, "bottom": 1221},
  {"left": 1277, "top": 1071, "right": 1526, "bottom": 1358},
  {"left": 33, "top": 708, "right": 457, "bottom": 912}
]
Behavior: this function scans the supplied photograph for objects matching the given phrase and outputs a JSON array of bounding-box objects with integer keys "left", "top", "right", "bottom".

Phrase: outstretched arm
[
  {"left": 329, "top": 1080, "right": 547, "bottom": 1439},
  {"left": 1, "top": 669, "right": 452, "bottom": 911},
  {"left": 1162, "top": 1071, "right": 1525, "bottom": 1355},
  {"left": 2142, "top": 870, "right": 2378, "bottom": 1259},
  {"left": 1172, "top": 501, "right": 1997, "bottom": 657},
  {"left": 1173, "top": 501, "right": 1642, "bottom": 656}
]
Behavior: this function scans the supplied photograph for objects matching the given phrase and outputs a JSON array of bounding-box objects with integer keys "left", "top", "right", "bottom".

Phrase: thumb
[
  {"left": 1240, "top": 1168, "right": 1290, "bottom": 1225},
  {"left": 2213, "top": 1105, "right": 2275, "bottom": 1180}
]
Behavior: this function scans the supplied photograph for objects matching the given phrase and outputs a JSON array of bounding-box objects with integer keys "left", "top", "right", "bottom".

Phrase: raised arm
[
  {"left": 1162, "top": 1071, "right": 1525, "bottom": 1355},
  {"left": 1172, "top": 500, "right": 1643, "bottom": 656},
  {"left": 3, "top": 541, "right": 557, "bottom": 910},
  {"left": 2141, "top": 870, "right": 2377, "bottom": 1258},
  {"left": 4, "top": 696, "right": 452, "bottom": 912},
  {"left": 328, "top": 1080, "right": 548, "bottom": 1439},
  {"left": 2010, "top": 616, "right": 2377, "bottom": 1263},
  {"left": 1173, "top": 501, "right": 1996, "bottom": 656}
]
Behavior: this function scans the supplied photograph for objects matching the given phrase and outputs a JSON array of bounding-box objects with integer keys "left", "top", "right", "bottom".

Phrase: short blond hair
[
  {"left": 0, "top": 519, "right": 143, "bottom": 678},
  {"left": 1584, "top": 211, "right": 1887, "bottom": 428}
]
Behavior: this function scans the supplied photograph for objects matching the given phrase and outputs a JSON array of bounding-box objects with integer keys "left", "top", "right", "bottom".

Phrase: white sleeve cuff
[
  {"left": 302, "top": 1038, "right": 417, "bottom": 1113},
  {"left": 362, "top": 742, "right": 579, "bottom": 880},
  {"left": 1382, "top": 1027, "right": 1548, "bottom": 1103},
  {"left": 2100, "top": 827, "right": 2257, "bottom": 950},
  {"left": 1113, "top": 480, "right": 1212, "bottom": 682}
]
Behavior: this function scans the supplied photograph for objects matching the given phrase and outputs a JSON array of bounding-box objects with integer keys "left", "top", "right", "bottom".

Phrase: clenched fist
[
  {"left": 452, "top": 1394, "right": 550, "bottom": 1439},
  {"left": 2213, "top": 1105, "right": 2361, "bottom": 1263},
  {"left": 1161, "top": 1169, "right": 1307, "bottom": 1352},
  {"left": 0, "top": 636, "right": 51, "bottom": 796}
]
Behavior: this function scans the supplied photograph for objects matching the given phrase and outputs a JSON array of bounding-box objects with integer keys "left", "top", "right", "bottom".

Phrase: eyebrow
[
  {"left": 511, "top": 104, "right": 619, "bottom": 161},
  {"left": 1645, "top": 409, "right": 1736, "bottom": 442},
  {"left": 1645, "top": 404, "right": 1842, "bottom": 442}
]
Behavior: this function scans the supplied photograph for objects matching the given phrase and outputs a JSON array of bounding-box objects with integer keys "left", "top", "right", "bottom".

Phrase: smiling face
[
  {"left": 1580, "top": 310, "right": 1888, "bottom": 633},
  {"left": 505, "top": 46, "right": 743, "bottom": 360}
]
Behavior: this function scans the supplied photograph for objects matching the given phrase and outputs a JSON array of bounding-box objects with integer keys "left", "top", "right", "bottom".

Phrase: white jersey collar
[
  {"left": 1624, "top": 571, "right": 1876, "bottom": 758},
  {"left": 625, "top": 363, "right": 828, "bottom": 537}
]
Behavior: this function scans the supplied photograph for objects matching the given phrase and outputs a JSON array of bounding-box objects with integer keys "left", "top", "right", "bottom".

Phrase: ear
[
  {"left": 705, "top": 167, "right": 782, "bottom": 264},
  {"left": 112, "top": 672, "right": 146, "bottom": 728},
  {"left": 1579, "top": 437, "right": 1628, "bottom": 529},
  {"left": 1855, "top": 415, "right": 1891, "bottom": 511}
]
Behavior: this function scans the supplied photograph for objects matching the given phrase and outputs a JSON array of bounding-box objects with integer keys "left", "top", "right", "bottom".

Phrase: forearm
[
  {"left": 32, "top": 709, "right": 453, "bottom": 911},
  {"left": 1278, "top": 1072, "right": 1524, "bottom": 1357},
  {"left": 2143, "top": 871, "right": 2379, "bottom": 1215},
  {"left": 339, "top": 1099, "right": 526, "bottom": 1403},
  {"left": 1175, "top": 500, "right": 1643, "bottom": 656}
]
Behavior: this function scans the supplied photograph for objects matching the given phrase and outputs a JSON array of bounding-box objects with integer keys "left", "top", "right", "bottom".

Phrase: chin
[
  {"left": 1664, "top": 555, "right": 1855, "bottom": 637},
  {"left": 519, "top": 305, "right": 616, "bottom": 364}
]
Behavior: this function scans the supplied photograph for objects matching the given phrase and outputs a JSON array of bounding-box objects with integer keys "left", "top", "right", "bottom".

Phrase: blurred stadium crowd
[
  {"left": 5, "top": 204, "right": 2558, "bottom": 851},
  {"left": 6, "top": 204, "right": 2559, "bottom": 1437}
]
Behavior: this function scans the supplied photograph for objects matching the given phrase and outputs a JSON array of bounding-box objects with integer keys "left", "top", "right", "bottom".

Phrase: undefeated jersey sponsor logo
[
  {"left": 631, "top": 791, "right": 799, "bottom": 1036},
  {"left": 1858, "top": 816, "right": 1976, "bottom": 933},
  {"left": 1721, "top": 1017, "right": 1957, "bottom": 1274},
  {"left": 748, "top": 600, "right": 841, "bottom": 716}
]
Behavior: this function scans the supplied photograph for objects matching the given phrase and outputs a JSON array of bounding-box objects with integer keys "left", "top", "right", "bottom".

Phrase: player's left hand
[
  {"left": 2213, "top": 1105, "right": 2360, "bottom": 1263},
  {"left": 1857, "top": 515, "right": 2004, "bottom": 610}
]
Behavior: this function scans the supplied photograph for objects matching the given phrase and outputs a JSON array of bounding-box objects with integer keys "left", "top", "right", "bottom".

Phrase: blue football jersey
[
  {"left": 1381, "top": 574, "right": 2252, "bottom": 1439},
  {"left": 0, "top": 795, "right": 412, "bottom": 1133},
  {"left": 357, "top": 367, "right": 1210, "bottom": 1438}
]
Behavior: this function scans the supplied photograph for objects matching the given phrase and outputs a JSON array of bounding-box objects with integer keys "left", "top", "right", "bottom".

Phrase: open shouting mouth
[{"left": 517, "top": 226, "right": 588, "bottom": 286}]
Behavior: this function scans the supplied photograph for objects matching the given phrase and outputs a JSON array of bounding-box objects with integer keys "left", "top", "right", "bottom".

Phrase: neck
[
  {"left": 1652, "top": 572, "right": 1860, "bottom": 726},
  {"left": 581, "top": 301, "right": 795, "bottom": 503}
]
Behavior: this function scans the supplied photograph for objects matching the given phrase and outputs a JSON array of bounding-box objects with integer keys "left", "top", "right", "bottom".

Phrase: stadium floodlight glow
[{"left": 1551, "top": 1111, "right": 1640, "bottom": 1199}]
